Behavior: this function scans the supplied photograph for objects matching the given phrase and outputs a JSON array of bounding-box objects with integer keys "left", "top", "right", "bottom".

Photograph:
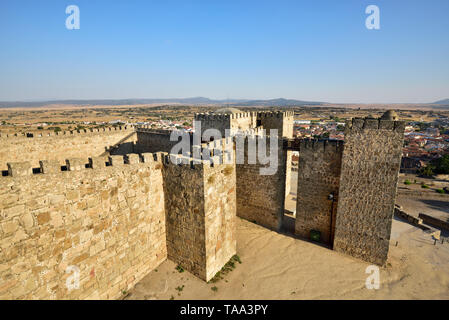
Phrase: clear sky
[{"left": 0, "top": 0, "right": 448, "bottom": 103}]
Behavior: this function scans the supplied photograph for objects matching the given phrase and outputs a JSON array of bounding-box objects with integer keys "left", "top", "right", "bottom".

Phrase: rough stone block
[
  {"left": 141, "top": 153, "right": 155, "bottom": 163},
  {"left": 66, "top": 158, "right": 85, "bottom": 171},
  {"left": 89, "top": 157, "right": 107, "bottom": 169},
  {"left": 39, "top": 160, "right": 61, "bottom": 174},
  {"left": 126, "top": 154, "right": 140, "bottom": 164},
  {"left": 7, "top": 162, "right": 32, "bottom": 177},
  {"left": 108, "top": 155, "right": 124, "bottom": 167},
  {"left": 379, "top": 120, "right": 394, "bottom": 130},
  {"left": 364, "top": 119, "right": 379, "bottom": 129}
]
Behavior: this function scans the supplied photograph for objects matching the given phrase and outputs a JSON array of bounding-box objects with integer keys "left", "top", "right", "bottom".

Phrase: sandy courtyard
[{"left": 125, "top": 216, "right": 449, "bottom": 300}]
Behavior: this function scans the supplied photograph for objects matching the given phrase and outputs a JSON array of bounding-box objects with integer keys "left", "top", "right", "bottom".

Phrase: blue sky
[{"left": 0, "top": 0, "right": 448, "bottom": 103}]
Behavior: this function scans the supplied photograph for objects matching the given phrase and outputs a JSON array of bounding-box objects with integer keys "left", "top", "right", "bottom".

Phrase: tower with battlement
[
  {"left": 0, "top": 110, "right": 405, "bottom": 299},
  {"left": 333, "top": 117, "right": 405, "bottom": 265}
]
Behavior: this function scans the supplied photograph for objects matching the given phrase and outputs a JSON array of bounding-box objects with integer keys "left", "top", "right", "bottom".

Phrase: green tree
[{"left": 432, "top": 155, "right": 449, "bottom": 174}]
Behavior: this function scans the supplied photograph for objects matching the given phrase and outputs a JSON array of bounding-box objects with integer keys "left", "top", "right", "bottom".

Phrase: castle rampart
[
  {"left": 0, "top": 110, "right": 406, "bottom": 299},
  {"left": 0, "top": 126, "right": 137, "bottom": 172},
  {"left": 0, "top": 153, "right": 166, "bottom": 299}
]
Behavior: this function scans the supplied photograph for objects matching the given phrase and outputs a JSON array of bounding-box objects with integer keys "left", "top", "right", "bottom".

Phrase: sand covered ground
[{"left": 126, "top": 216, "right": 449, "bottom": 300}]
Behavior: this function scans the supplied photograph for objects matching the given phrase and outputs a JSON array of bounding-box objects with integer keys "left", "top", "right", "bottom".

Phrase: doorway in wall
[{"left": 281, "top": 151, "right": 298, "bottom": 234}]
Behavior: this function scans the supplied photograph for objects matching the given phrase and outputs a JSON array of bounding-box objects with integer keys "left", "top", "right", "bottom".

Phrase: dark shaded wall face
[
  {"left": 295, "top": 140, "right": 344, "bottom": 245},
  {"left": 135, "top": 131, "right": 194, "bottom": 155},
  {"left": 235, "top": 137, "right": 287, "bottom": 231}
]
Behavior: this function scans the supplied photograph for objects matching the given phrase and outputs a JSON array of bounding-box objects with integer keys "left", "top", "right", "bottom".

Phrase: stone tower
[{"left": 332, "top": 112, "right": 405, "bottom": 265}]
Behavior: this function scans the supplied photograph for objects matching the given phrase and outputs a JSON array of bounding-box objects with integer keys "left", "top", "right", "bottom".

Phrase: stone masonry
[
  {"left": 0, "top": 110, "right": 405, "bottom": 299},
  {"left": 295, "top": 140, "right": 343, "bottom": 245},
  {"left": 333, "top": 117, "right": 405, "bottom": 265}
]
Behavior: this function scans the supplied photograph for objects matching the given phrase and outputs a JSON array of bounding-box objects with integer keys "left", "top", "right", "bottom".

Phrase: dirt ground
[{"left": 125, "top": 215, "right": 449, "bottom": 300}]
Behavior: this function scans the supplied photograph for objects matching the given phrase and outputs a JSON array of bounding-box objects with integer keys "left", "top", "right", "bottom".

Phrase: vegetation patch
[
  {"left": 175, "top": 265, "right": 185, "bottom": 273},
  {"left": 175, "top": 285, "right": 185, "bottom": 296},
  {"left": 404, "top": 180, "right": 412, "bottom": 185},
  {"left": 208, "top": 255, "right": 242, "bottom": 284}
]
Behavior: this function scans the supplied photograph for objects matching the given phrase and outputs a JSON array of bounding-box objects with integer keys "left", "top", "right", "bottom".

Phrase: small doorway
[{"left": 281, "top": 151, "right": 298, "bottom": 234}]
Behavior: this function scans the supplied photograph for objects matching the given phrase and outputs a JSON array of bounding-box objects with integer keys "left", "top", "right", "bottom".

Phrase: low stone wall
[
  {"left": 394, "top": 207, "right": 423, "bottom": 226},
  {"left": 0, "top": 153, "right": 166, "bottom": 299},
  {"left": 418, "top": 213, "right": 449, "bottom": 232}
]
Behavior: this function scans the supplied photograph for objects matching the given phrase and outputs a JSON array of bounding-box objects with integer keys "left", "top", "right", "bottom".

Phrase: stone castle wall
[
  {"left": 162, "top": 154, "right": 236, "bottom": 281},
  {"left": 0, "top": 153, "right": 166, "bottom": 299},
  {"left": 295, "top": 140, "right": 343, "bottom": 245},
  {"left": 0, "top": 110, "right": 406, "bottom": 299},
  {"left": 0, "top": 127, "right": 137, "bottom": 172},
  {"left": 235, "top": 136, "right": 287, "bottom": 231},
  {"left": 333, "top": 118, "right": 405, "bottom": 265},
  {"left": 194, "top": 114, "right": 232, "bottom": 140},
  {"left": 257, "top": 111, "right": 294, "bottom": 139},
  {"left": 135, "top": 128, "right": 191, "bottom": 155},
  {"left": 257, "top": 111, "right": 294, "bottom": 196}
]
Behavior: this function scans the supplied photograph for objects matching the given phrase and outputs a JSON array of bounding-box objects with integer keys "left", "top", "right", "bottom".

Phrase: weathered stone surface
[
  {"left": 162, "top": 154, "right": 237, "bottom": 282},
  {"left": 39, "top": 160, "right": 61, "bottom": 174},
  {"left": 0, "top": 156, "right": 166, "bottom": 300},
  {"left": 7, "top": 162, "right": 32, "bottom": 177},
  {"left": 333, "top": 118, "right": 405, "bottom": 265},
  {"left": 235, "top": 136, "right": 286, "bottom": 231},
  {"left": 0, "top": 127, "right": 136, "bottom": 171},
  {"left": 295, "top": 140, "right": 343, "bottom": 245}
]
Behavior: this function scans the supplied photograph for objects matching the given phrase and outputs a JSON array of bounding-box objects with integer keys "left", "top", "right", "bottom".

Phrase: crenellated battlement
[
  {"left": 135, "top": 126, "right": 181, "bottom": 135},
  {"left": 257, "top": 110, "right": 294, "bottom": 118},
  {"left": 2, "top": 152, "right": 163, "bottom": 178},
  {"left": 0, "top": 125, "right": 135, "bottom": 140},
  {"left": 344, "top": 117, "right": 405, "bottom": 132},
  {"left": 299, "top": 138, "right": 344, "bottom": 152},
  {"left": 194, "top": 113, "right": 232, "bottom": 120}
]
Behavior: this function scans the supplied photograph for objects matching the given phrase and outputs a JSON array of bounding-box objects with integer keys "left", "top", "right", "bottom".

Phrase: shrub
[
  {"left": 175, "top": 265, "right": 184, "bottom": 273},
  {"left": 432, "top": 155, "right": 449, "bottom": 174},
  {"left": 419, "top": 165, "right": 435, "bottom": 177},
  {"left": 421, "top": 184, "right": 429, "bottom": 189},
  {"left": 404, "top": 180, "right": 412, "bottom": 185},
  {"left": 436, "top": 189, "right": 445, "bottom": 194}
]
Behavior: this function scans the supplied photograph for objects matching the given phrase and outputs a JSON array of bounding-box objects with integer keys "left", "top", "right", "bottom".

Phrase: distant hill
[
  {"left": 0, "top": 97, "right": 325, "bottom": 108},
  {"left": 432, "top": 98, "right": 449, "bottom": 105},
  {"left": 230, "top": 98, "right": 324, "bottom": 106}
]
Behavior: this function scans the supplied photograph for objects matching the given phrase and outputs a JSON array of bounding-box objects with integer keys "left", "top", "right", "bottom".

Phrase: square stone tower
[{"left": 333, "top": 112, "right": 405, "bottom": 265}]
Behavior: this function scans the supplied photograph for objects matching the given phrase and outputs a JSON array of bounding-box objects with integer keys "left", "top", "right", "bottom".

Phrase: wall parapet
[
  {"left": 2, "top": 152, "right": 163, "bottom": 178},
  {"left": 344, "top": 118, "right": 405, "bottom": 132},
  {"left": 135, "top": 127, "right": 179, "bottom": 135},
  {"left": 0, "top": 125, "right": 135, "bottom": 140}
]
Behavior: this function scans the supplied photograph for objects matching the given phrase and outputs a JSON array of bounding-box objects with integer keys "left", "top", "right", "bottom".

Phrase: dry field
[{"left": 1, "top": 104, "right": 447, "bottom": 135}]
